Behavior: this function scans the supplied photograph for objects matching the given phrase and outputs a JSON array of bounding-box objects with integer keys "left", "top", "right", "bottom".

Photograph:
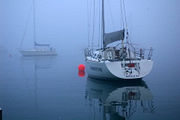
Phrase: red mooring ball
[
  {"left": 78, "top": 64, "right": 85, "bottom": 71},
  {"left": 78, "top": 71, "right": 85, "bottom": 77}
]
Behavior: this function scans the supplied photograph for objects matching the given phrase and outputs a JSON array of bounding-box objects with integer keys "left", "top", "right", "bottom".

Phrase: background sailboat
[{"left": 19, "top": 0, "right": 57, "bottom": 56}]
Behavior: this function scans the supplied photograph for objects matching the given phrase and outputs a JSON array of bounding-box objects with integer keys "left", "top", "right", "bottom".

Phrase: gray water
[
  {"left": 0, "top": 0, "right": 180, "bottom": 119},
  {"left": 0, "top": 47, "right": 180, "bottom": 120}
]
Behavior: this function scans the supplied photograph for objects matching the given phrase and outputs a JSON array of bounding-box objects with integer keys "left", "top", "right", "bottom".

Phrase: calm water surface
[
  {"left": 1, "top": 0, "right": 180, "bottom": 119},
  {"left": 0, "top": 49, "right": 180, "bottom": 120}
]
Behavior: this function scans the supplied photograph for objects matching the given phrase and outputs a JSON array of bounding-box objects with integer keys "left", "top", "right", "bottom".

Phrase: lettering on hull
[
  {"left": 90, "top": 67, "right": 102, "bottom": 72},
  {"left": 121, "top": 63, "right": 140, "bottom": 78}
]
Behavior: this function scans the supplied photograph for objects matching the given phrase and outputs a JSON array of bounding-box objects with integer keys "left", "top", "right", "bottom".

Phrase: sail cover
[
  {"left": 104, "top": 29, "right": 125, "bottom": 47},
  {"left": 34, "top": 42, "right": 50, "bottom": 47}
]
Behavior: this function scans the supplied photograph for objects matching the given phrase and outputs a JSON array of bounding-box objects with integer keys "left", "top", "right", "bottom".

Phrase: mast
[
  {"left": 33, "top": 0, "right": 36, "bottom": 45},
  {"left": 120, "top": 0, "right": 125, "bottom": 49},
  {"left": 102, "top": 0, "right": 105, "bottom": 49},
  {"left": 122, "top": 0, "right": 128, "bottom": 44}
]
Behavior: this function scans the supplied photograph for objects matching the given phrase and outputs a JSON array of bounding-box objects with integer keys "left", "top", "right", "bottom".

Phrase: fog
[
  {"left": 0, "top": 0, "right": 180, "bottom": 80},
  {"left": 0, "top": 0, "right": 87, "bottom": 54},
  {"left": 0, "top": 1, "right": 180, "bottom": 119},
  {"left": 0, "top": 0, "right": 179, "bottom": 55}
]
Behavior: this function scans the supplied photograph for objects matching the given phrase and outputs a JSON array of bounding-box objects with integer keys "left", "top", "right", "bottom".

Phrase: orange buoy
[
  {"left": 78, "top": 64, "right": 85, "bottom": 71},
  {"left": 78, "top": 71, "right": 85, "bottom": 77},
  {"left": 78, "top": 64, "right": 85, "bottom": 77}
]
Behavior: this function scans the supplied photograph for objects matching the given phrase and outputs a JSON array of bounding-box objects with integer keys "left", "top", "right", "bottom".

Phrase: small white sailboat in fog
[
  {"left": 19, "top": 0, "right": 57, "bottom": 56},
  {"left": 20, "top": 42, "right": 57, "bottom": 56},
  {"left": 84, "top": 0, "right": 153, "bottom": 79}
]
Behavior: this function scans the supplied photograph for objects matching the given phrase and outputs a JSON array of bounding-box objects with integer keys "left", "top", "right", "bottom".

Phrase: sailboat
[
  {"left": 19, "top": 0, "right": 57, "bottom": 56},
  {"left": 84, "top": 0, "right": 153, "bottom": 79}
]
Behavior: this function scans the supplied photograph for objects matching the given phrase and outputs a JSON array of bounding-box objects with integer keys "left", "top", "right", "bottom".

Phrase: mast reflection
[{"left": 85, "top": 78, "right": 155, "bottom": 120}]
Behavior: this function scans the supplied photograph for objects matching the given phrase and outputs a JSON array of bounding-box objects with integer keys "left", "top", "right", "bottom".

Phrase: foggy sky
[{"left": 0, "top": 0, "right": 180, "bottom": 57}]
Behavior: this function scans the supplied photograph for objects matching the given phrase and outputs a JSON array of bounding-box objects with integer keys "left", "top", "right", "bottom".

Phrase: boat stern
[{"left": 105, "top": 59, "right": 153, "bottom": 79}]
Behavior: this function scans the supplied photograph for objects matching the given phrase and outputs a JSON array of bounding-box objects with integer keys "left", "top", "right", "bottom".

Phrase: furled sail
[
  {"left": 34, "top": 42, "right": 50, "bottom": 47},
  {"left": 104, "top": 29, "right": 125, "bottom": 47}
]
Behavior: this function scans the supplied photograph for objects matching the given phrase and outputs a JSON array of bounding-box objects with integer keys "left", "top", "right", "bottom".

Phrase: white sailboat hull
[
  {"left": 86, "top": 59, "right": 153, "bottom": 80},
  {"left": 20, "top": 50, "right": 57, "bottom": 56}
]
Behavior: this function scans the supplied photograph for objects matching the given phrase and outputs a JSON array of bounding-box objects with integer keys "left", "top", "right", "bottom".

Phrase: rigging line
[
  {"left": 94, "top": 0, "right": 99, "bottom": 48},
  {"left": 33, "top": 0, "right": 36, "bottom": 43},
  {"left": 107, "top": 0, "right": 115, "bottom": 31},
  {"left": 122, "top": 0, "right": 134, "bottom": 46},
  {"left": 19, "top": 1, "right": 33, "bottom": 50},
  {"left": 100, "top": 0, "right": 103, "bottom": 49},
  {"left": 87, "top": 0, "right": 90, "bottom": 48},
  {"left": 98, "top": 0, "right": 101, "bottom": 48},
  {"left": 122, "top": 0, "right": 130, "bottom": 45},
  {"left": 122, "top": 0, "right": 128, "bottom": 30},
  {"left": 102, "top": 0, "right": 105, "bottom": 49},
  {"left": 122, "top": 0, "right": 130, "bottom": 43},
  {"left": 89, "top": 0, "right": 93, "bottom": 48},
  {"left": 93, "top": 0, "right": 100, "bottom": 48},
  {"left": 91, "top": 0, "right": 96, "bottom": 49},
  {"left": 120, "top": 0, "right": 126, "bottom": 49},
  {"left": 120, "top": 0, "right": 125, "bottom": 29}
]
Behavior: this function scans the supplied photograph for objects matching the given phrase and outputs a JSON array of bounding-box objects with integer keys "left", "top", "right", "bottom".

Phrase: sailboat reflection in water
[
  {"left": 85, "top": 78, "right": 155, "bottom": 120},
  {"left": 19, "top": 56, "right": 56, "bottom": 119}
]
